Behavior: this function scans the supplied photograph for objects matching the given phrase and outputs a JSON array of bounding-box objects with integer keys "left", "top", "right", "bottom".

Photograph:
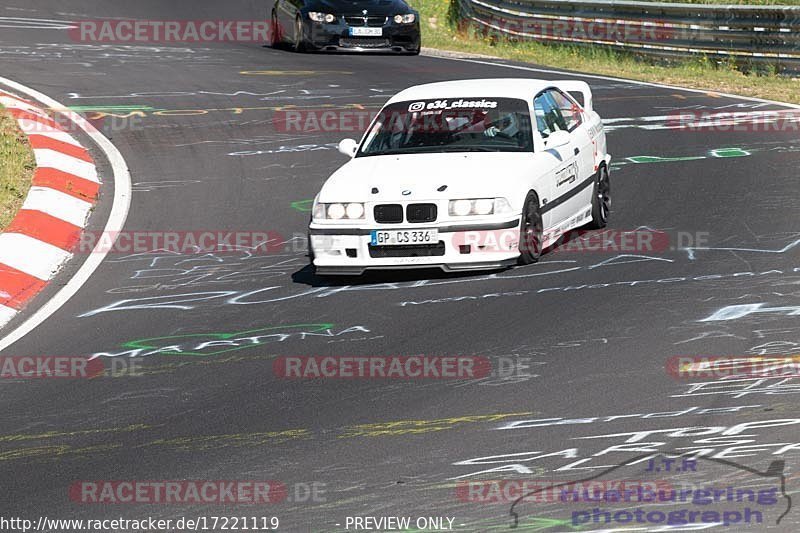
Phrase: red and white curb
[{"left": 0, "top": 90, "right": 100, "bottom": 328}]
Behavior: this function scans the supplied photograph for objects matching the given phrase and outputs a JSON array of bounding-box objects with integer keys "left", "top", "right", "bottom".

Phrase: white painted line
[
  {"left": 21, "top": 186, "right": 93, "bottom": 228},
  {"left": 0, "top": 77, "right": 131, "bottom": 351},
  {"left": 0, "top": 233, "right": 71, "bottom": 281},
  {"left": 0, "top": 305, "right": 17, "bottom": 328},
  {"left": 34, "top": 148, "right": 99, "bottom": 183}
]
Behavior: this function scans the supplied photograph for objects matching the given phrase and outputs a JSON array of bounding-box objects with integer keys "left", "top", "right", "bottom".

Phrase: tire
[
  {"left": 518, "top": 192, "right": 543, "bottom": 265},
  {"left": 587, "top": 165, "right": 610, "bottom": 229},
  {"left": 293, "top": 16, "right": 306, "bottom": 52},
  {"left": 269, "top": 10, "right": 282, "bottom": 48}
]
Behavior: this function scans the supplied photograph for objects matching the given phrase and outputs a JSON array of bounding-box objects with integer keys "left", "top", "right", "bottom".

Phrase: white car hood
[{"left": 318, "top": 152, "right": 533, "bottom": 203}]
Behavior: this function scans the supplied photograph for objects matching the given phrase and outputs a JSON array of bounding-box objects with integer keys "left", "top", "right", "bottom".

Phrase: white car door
[
  {"left": 549, "top": 88, "right": 595, "bottom": 204},
  {"left": 533, "top": 90, "right": 582, "bottom": 237}
]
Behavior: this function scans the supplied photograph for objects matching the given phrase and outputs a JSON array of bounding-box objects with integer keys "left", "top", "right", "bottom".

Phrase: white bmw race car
[{"left": 308, "top": 78, "right": 611, "bottom": 275}]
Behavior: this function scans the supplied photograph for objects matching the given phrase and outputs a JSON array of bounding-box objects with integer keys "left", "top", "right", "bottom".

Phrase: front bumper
[
  {"left": 304, "top": 19, "right": 420, "bottom": 53},
  {"left": 309, "top": 218, "right": 522, "bottom": 275}
]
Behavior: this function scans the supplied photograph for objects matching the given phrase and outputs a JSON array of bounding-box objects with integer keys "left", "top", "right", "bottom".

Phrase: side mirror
[
  {"left": 338, "top": 138, "right": 358, "bottom": 158},
  {"left": 544, "top": 130, "right": 570, "bottom": 149}
]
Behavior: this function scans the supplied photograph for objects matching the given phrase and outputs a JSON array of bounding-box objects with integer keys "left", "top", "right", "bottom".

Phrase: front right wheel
[
  {"left": 293, "top": 16, "right": 306, "bottom": 52},
  {"left": 518, "top": 192, "right": 543, "bottom": 264}
]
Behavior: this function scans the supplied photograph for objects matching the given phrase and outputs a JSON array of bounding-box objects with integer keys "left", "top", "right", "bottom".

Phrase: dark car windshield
[{"left": 358, "top": 97, "right": 533, "bottom": 156}]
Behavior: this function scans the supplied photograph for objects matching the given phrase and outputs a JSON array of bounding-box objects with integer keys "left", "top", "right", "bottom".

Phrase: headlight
[
  {"left": 393, "top": 13, "right": 416, "bottom": 23},
  {"left": 448, "top": 198, "right": 512, "bottom": 216},
  {"left": 313, "top": 202, "right": 366, "bottom": 220},
  {"left": 328, "top": 203, "right": 346, "bottom": 220},
  {"left": 345, "top": 202, "right": 364, "bottom": 219},
  {"left": 308, "top": 12, "right": 335, "bottom": 22}
]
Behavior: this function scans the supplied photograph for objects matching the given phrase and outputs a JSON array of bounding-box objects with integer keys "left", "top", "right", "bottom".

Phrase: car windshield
[{"left": 357, "top": 97, "right": 533, "bottom": 156}]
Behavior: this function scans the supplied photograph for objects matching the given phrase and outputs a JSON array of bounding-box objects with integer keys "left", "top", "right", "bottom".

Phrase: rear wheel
[
  {"left": 518, "top": 192, "right": 543, "bottom": 264},
  {"left": 588, "top": 165, "right": 610, "bottom": 229}
]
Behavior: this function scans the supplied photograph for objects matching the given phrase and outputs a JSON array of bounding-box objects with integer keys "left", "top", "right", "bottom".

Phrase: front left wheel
[
  {"left": 518, "top": 192, "right": 543, "bottom": 265},
  {"left": 269, "top": 10, "right": 283, "bottom": 48}
]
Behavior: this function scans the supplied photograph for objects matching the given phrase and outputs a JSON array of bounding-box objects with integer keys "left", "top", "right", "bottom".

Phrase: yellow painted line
[
  {"left": 239, "top": 70, "right": 352, "bottom": 76},
  {"left": 0, "top": 443, "right": 122, "bottom": 462},
  {"left": 0, "top": 423, "right": 155, "bottom": 443},
  {"left": 339, "top": 412, "right": 536, "bottom": 438},
  {"left": 139, "top": 429, "right": 310, "bottom": 451}
]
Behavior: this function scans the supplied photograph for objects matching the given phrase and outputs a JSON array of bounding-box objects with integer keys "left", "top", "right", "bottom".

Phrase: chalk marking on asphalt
[{"left": 0, "top": 76, "right": 132, "bottom": 351}]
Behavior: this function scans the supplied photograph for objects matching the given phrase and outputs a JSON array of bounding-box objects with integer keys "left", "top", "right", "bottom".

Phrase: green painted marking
[
  {"left": 291, "top": 199, "right": 314, "bottom": 212},
  {"left": 626, "top": 155, "right": 706, "bottom": 164},
  {"left": 122, "top": 323, "right": 336, "bottom": 356},
  {"left": 709, "top": 147, "right": 750, "bottom": 158}
]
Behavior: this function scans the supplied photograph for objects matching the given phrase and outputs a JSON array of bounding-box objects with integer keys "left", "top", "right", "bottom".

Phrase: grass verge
[
  {"left": 411, "top": 0, "right": 800, "bottom": 104},
  {"left": 0, "top": 105, "right": 35, "bottom": 231}
]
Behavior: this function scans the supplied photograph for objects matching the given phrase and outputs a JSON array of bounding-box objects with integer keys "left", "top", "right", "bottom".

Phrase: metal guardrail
[{"left": 451, "top": 0, "right": 800, "bottom": 72}]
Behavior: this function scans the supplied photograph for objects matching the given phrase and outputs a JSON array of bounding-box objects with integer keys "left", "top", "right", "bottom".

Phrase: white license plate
[
  {"left": 350, "top": 27, "right": 382, "bottom": 36},
  {"left": 371, "top": 229, "right": 438, "bottom": 246}
]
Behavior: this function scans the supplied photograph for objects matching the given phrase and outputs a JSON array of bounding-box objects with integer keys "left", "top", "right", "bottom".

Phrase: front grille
[
  {"left": 344, "top": 16, "right": 387, "bottom": 27},
  {"left": 368, "top": 242, "right": 446, "bottom": 258},
  {"left": 339, "top": 37, "right": 390, "bottom": 48},
  {"left": 406, "top": 203, "right": 437, "bottom": 223},
  {"left": 374, "top": 204, "right": 403, "bottom": 223}
]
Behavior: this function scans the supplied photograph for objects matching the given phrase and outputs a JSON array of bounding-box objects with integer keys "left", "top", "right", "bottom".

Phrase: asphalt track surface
[{"left": 1, "top": 1, "right": 800, "bottom": 531}]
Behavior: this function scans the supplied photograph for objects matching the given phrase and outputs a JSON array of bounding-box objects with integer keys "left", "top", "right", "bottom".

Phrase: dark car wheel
[
  {"left": 269, "top": 10, "right": 282, "bottom": 48},
  {"left": 588, "top": 165, "right": 610, "bottom": 229},
  {"left": 518, "top": 192, "right": 543, "bottom": 264},
  {"left": 293, "top": 16, "right": 306, "bottom": 52}
]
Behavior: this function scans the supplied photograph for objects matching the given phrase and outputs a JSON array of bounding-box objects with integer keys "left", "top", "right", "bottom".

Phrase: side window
[
  {"left": 533, "top": 91, "right": 567, "bottom": 138},
  {"left": 548, "top": 90, "right": 583, "bottom": 132}
]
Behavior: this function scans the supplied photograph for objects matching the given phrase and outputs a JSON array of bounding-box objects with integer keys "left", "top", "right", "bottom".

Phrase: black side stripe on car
[{"left": 540, "top": 174, "right": 595, "bottom": 215}]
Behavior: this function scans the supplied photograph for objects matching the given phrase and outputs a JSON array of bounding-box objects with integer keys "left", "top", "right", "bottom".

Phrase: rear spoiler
[{"left": 552, "top": 80, "right": 593, "bottom": 113}]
